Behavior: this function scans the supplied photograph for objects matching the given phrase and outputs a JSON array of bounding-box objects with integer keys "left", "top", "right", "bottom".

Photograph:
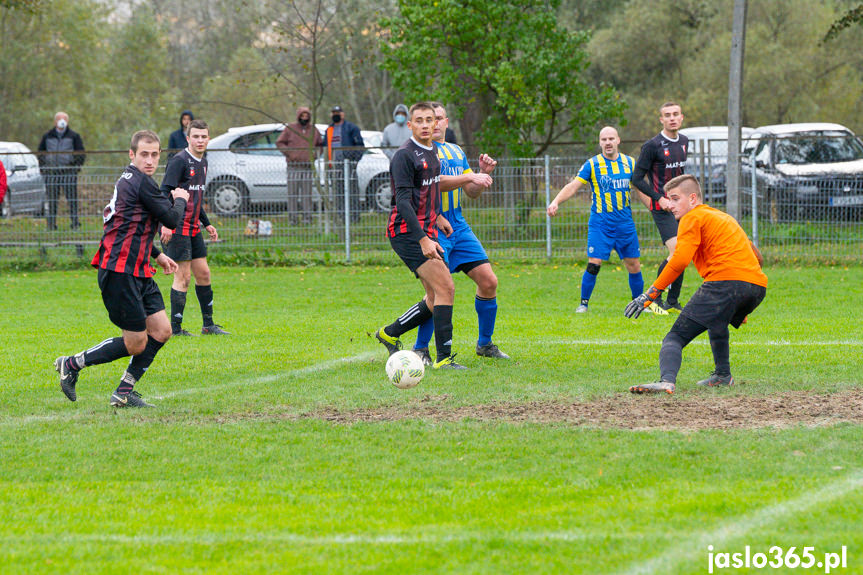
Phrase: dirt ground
[{"left": 308, "top": 389, "right": 863, "bottom": 430}]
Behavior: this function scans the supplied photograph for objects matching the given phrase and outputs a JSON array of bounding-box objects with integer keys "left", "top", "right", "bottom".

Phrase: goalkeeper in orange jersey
[{"left": 624, "top": 174, "right": 767, "bottom": 395}]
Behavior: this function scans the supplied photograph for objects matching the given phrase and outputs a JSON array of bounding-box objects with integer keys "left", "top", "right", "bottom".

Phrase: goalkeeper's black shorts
[{"left": 682, "top": 280, "right": 766, "bottom": 330}]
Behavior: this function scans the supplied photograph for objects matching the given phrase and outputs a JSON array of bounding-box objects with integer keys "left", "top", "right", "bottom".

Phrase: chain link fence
[{"left": 2, "top": 142, "right": 862, "bottom": 268}]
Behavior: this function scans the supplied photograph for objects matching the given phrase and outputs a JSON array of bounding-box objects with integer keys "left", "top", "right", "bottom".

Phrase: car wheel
[
  {"left": 372, "top": 176, "right": 392, "bottom": 212},
  {"left": 0, "top": 197, "right": 9, "bottom": 219},
  {"left": 208, "top": 178, "right": 248, "bottom": 216}
]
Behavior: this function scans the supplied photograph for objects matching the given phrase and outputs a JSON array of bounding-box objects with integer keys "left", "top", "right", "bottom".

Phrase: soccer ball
[{"left": 385, "top": 350, "right": 425, "bottom": 389}]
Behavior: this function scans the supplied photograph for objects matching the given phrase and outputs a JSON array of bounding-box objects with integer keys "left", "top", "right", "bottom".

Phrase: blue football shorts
[{"left": 439, "top": 225, "right": 489, "bottom": 274}]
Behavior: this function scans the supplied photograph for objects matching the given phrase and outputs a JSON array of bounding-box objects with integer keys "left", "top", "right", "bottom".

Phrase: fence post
[
  {"left": 750, "top": 149, "right": 758, "bottom": 247},
  {"left": 544, "top": 154, "right": 552, "bottom": 260},
  {"left": 344, "top": 158, "right": 351, "bottom": 263}
]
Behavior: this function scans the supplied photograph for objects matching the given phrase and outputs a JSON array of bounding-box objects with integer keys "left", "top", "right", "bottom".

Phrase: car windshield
[{"left": 773, "top": 131, "right": 863, "bottom": 165}]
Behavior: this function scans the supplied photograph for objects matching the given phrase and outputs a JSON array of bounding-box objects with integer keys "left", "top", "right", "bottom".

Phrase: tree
[
  {"left": 382, "top": 0, "right": 625, "bottom": 156},
  {"left": 825, "top": 3, "right": 863, "bottom": 41}
]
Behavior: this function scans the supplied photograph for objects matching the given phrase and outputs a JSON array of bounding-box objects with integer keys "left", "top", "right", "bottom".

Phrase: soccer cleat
[
  {"left": 696, "top": 372, "right": 735, "bottom": 387},
  {"left": 575, "top": 304, "right": 589, "bottom": 313},
  {"left": 201, "top": 324, "right": 231, "bottom": 335},
  {"left": 172, "top": 328, "right": 195, "bottom": 337},
  {"left": 412, "top": 347, "right": 433, "bottom": 366},
  {"left": 647, "top": 302, "right": 669, "bottom": 315},
  {"left": 375, "top": 327, "right": 402, "bottom": 356},
  {"left": 54, "top": 356, "right": 79, "bottom": 402},
  {"left": 433, "top": 354, "right": 468, "bottom": 370},
  {"left": 629, "top": 381, "right": 675, "bottom": 395},
  {"left": 476, "top": 343, "right": 511, "bottom": 359},
  {"left": 665, "top": 301, "right": 684, "bottom": 312},
  {"left": 110, "top": 390, "right": 155, "bottom": 408}
]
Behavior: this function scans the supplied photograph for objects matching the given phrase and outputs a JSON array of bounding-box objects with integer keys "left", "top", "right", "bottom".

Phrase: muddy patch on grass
[{"left": 308, "top": 390, "right": 863, "bottom": 430}]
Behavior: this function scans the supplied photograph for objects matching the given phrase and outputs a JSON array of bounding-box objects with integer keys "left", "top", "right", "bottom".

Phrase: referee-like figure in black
[
  {"left": 631, "top": 101, "right": 689, "bottom": 312},
  {"left": 54, "top": 130, "right": 189, "bottom": 408}
]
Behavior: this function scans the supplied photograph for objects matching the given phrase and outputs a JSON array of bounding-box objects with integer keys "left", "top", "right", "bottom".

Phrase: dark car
[{"left": 741, "top": 123, "right": 863, "bottom": 221}]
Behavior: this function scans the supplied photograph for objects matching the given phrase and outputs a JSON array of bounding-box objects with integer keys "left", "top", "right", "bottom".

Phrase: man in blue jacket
[
  {"left": 167, "top": 110, "right": 194, "bottom": 157},
  {"left": 324, "top": 105, "right": 365, "bottom": 222}
]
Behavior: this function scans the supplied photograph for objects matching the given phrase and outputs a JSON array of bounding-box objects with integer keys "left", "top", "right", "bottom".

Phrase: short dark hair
[
  {"left": 409, "top": 101, "right": 435, "bottom": 118},
  {"left": 664, "top": 174, "right": 702, "bottom": 200},
  {"left": 659, "top": 101, "right": 682, "bottom": 114},
  {"left": 188, "top": 119, "right": 209, "bottom": 132},
  {"left": 130, "top": 130, "right": 160, "bottom": 152}
]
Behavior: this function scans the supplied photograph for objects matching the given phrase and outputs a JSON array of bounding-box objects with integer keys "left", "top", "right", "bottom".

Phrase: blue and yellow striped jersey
[
  {"left": 435, "top": 141, "right": 473, "bottom": 229},
  {"left": 575, "top": 153, "right": 636, "bottom": 222}
]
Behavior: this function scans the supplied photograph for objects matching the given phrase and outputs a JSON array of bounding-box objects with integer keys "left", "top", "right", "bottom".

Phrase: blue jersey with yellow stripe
[
  {"left": 576, "top": 153, "right": 636, "bottom": 227},
  {"left": 435, "top": 141, "right": 473, "bottom": 230}
]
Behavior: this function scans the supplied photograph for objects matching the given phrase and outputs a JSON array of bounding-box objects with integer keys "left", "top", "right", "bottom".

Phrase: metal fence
[{"left": 2, "top": 145, "right": 862, "bottom": 267}]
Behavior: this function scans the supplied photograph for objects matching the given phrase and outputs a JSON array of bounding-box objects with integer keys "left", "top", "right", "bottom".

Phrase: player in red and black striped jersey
[
  {"left": 631, "top": 101, "right": 689, "bottom": 311},
  {"left": 159, "top": 120, "right": 229, "bottom": 336},
  {"left": 55, "top": 130, "right": 190, "bottom": 408},
  {"left": 375, "top": 102, "right": 466, "bottom": 370}
]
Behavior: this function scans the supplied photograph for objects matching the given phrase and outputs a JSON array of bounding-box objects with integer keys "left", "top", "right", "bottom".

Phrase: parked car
[
  {"left": 0, "top": 141, "right": 47, "bottom": 218},
  {"left": 741, "top": 123, "right": 863, "bottom": 221},
  {"left": 205, "top": 123, "right": 391, "bottom": 216},
  {"left": 680, "top": 126, "right": 754, "bottom": 203}
]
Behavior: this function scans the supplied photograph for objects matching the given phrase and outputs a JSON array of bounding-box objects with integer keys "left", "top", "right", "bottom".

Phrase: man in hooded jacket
[
  {"left": 277, "top": 106, "right": 324, "bottom": 223},
  {"left": 168, "top": 110, "right": 194, "bottom": 157},
  {"left": 381, "top": 104, "right": 410, "bottom": 159}
]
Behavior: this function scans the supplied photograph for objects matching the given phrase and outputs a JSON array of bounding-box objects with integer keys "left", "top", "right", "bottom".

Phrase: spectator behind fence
[
  {"left": 276, "top": 106, "right": 323, "bottom": 224},
  {"left": 381, "top": 103, "right": 410, "bottom": 159},
  {"left": 38, "top": 112, "right": 86, "bottom": 230},
  {"left": 168, "top": 110, "right": 194, "bottom": 157},
  {"left": 324, "top": 105, "right": 364, "bottom": 222},
  {"left": 324, "top": 105, "right": 364, "bottom": 163},
  {"left": 445, "top": 126, "right": 458, "bottom": 145}
]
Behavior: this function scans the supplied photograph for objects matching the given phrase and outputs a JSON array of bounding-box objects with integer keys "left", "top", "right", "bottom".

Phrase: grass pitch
[{"left": 1, "top": 263, "right": 862, "bottom": 574}]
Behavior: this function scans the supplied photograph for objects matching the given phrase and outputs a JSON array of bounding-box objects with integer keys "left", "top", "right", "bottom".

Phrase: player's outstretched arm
[
  {"left": 547, "top": 178, "right": 584, "bottom": 216},
  {"left": 624, "top": 286, "right": 663, "bottom": 319}
]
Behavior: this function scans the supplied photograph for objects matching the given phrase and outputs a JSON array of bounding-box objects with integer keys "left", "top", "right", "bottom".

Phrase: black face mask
[
  {"left": 298, "top": 117, "right": 310, "bottom": 126},
  {"left": 332, "top": 114, "right": 342, "bottom": 123}
]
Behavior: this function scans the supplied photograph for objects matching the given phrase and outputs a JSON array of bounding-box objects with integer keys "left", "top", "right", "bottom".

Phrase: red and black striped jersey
[
  {"left": 632, "top": 132, "right": 689, "bottom": 211},
  {"left": 387, "top": 138, "right": 440, "bottom": 240},
  {"left": 91, "top": 164, "right": 186, "bottom": 278},
  {"left": 160, "top": 149, "right": 209, "bottom": 236}
]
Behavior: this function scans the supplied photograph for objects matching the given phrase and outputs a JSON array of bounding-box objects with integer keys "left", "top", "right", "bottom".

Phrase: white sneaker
[{"left": 576, "top": 304, "right": 588, "bottom": 313}]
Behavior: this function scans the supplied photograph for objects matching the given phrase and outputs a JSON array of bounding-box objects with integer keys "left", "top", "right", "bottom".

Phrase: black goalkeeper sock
[
  {"left": 386, "top": 300, "right": 432, "bottom": 338},
  {"left": 170, "top": 288, "right": 187, "bottom": 331},
  {"left": 125, "top": 335, "right": 165, "bottom": 383},
  {"left": 195, "top": 284, "right": 214, "bottom": 327},
  {"left": 81, "top": 337, "right": 129, "bottom": 368},
  {"left": 433, "top": 304, "right": 454, "bottom": 362}
]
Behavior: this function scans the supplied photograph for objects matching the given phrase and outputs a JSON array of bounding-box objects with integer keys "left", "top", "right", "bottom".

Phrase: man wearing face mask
[
  {"left": 323, "top": 105, "right": 364, "bottom": 222},
  {"left": 277, "top": 106, "right": 324, "bottom": 224},
  {"left": 381, "top": 104, "right": 410, "bottom": 159},
  {"left": 38, "top": 112, "right": 86, "bottom": 230}
]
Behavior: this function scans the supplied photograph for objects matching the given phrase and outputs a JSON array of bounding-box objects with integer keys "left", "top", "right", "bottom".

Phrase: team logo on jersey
[
  {"left": 664, "top": 149, "right": 670, "bottom": 157},
  {"left": 422, "top": 160, "right": 428, "bottom": 169},
  {"left": 190, "top": 168, "right": 196, "bottom": 177}
]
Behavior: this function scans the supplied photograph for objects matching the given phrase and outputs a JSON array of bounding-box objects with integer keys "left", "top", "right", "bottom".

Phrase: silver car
[
  {"left": 0, "top": 141, "right": 47, "bottom": 218},
  {"left": 205, "top": 123, "right": 391, "bottom": 216}
]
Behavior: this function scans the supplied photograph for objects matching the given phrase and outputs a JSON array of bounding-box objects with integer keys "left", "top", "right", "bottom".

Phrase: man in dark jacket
[
  {"left": 276, "top": 106, "right": 323, "bottom": 224},
  {"left": 323, "top": 105, "right": 365, "bottom": 222},
  {"left": 38, "top": 112, "right": 86, "bottom": 230},
  {"left": 168, "top": 110, "right": 194, "bottom": 157}
]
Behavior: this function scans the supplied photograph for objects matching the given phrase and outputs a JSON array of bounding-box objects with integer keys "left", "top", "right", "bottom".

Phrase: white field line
[
  {"left": 618, "top": 468, "right": 863, "bottom": 575},
  {"left": 529, "top": 339, "right": 863, "bottom": 347},
  {"left": 2, "top": 529, "right": 642, "bottom": 546},
  {"left": 157, "top": 351, "right": 376, "bottom": 399},
  {"left": 0, "top": 352, "right": 376, "bottom": 426}
]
